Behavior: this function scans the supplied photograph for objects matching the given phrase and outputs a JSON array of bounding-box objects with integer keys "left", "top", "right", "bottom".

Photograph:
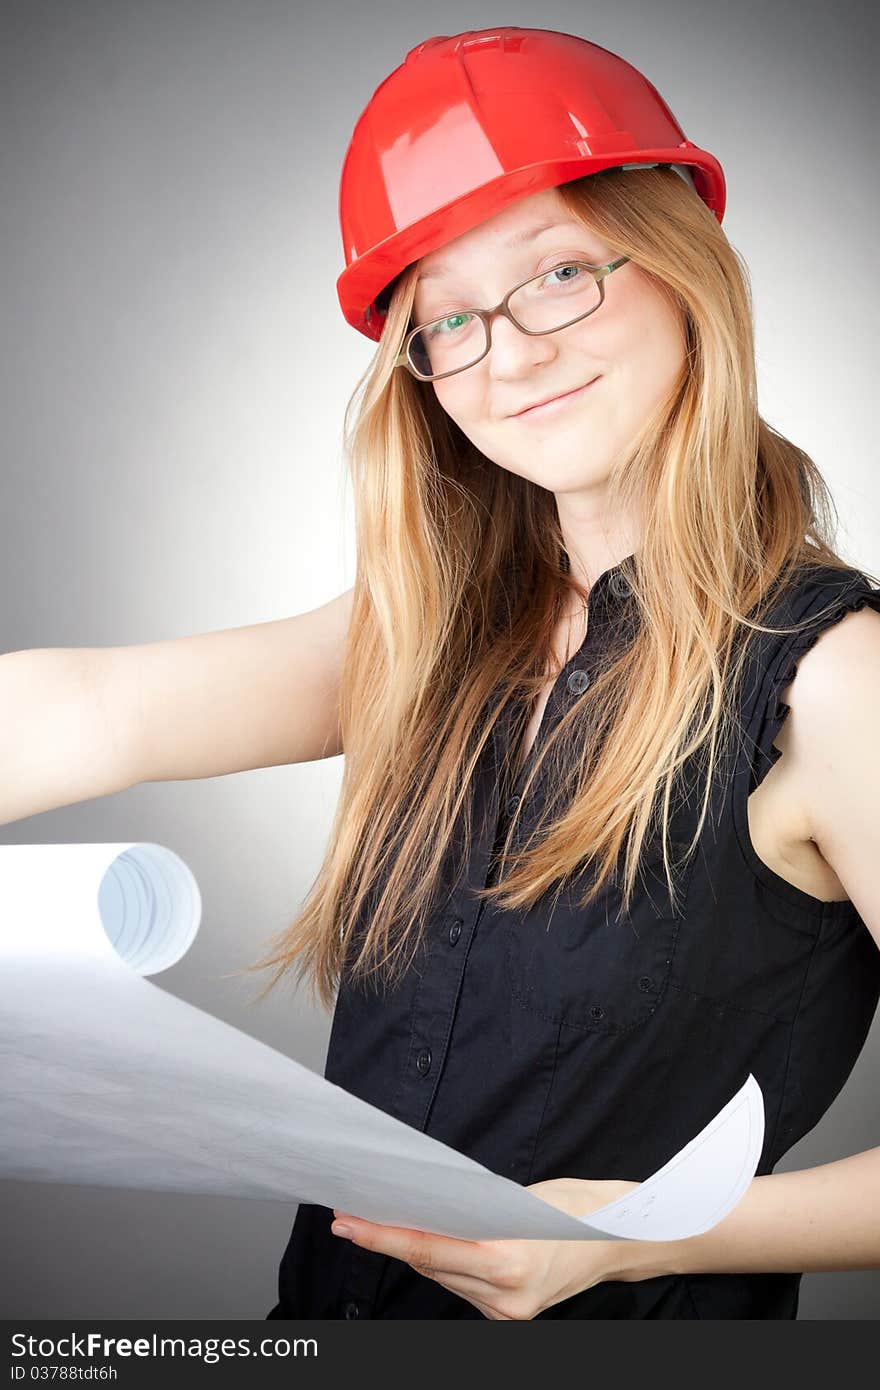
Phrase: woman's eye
[
  {"left": 540, "top": 263, "right": 586, "bottom": 288},
  {"left": 428, "top": 312, "right": 474, "bottom": 337}
]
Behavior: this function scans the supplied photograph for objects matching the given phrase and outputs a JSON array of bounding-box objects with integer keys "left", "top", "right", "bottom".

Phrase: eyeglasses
[{"left": 395, "top": 256, "right": 630, "bottom": 382}]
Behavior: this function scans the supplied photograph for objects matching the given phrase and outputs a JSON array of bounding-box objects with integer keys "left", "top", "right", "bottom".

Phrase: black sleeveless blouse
[{"left": 267, "top": 560, "right": 880, "bottom": 1319}]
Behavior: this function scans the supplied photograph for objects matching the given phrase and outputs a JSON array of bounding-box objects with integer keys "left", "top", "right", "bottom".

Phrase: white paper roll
[{"left": 0, "top": 842, "right": 764, "bottom": 1242}]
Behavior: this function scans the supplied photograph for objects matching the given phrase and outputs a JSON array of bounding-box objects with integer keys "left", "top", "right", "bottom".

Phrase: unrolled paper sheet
[{"left": 0, "top": 843, "right": 764, "bottom": 1242}]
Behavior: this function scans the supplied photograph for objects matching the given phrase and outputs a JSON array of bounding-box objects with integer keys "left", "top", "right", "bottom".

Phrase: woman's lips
[{"left": 511, "top": 375, "right": 601, "bottom": 421}]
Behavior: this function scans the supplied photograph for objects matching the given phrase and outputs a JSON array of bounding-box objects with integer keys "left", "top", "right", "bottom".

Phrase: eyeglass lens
[{"left": 407, "top": 263, "right": 602, "bottom": 379}]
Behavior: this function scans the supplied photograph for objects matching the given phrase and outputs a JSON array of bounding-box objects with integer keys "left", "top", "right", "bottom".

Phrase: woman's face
[{"left": 412, "top": 186, "right": 687, "bottom": 500}]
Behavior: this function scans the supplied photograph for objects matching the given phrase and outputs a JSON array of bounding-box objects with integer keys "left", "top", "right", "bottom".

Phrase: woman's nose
[{"left": 485, "top": 314, "right": 557, "bottom": 379}]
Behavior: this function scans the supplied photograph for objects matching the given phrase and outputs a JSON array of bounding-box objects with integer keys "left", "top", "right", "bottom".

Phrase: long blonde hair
[{"left": 247, "top": 166, "right": 874, "bottom": 1013}]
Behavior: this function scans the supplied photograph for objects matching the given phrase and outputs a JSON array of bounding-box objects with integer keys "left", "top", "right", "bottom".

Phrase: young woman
[
  {"left": 3, "top": 26, "right": 877, "bottom": 1322},
  {"left": 253, "top": 28, "right": 880, "bottom": 1320}
]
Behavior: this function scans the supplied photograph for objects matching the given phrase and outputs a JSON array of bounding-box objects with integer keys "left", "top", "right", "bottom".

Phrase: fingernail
[{"left": 331, "top": 1222, "right": 354, "bottom": 1238}]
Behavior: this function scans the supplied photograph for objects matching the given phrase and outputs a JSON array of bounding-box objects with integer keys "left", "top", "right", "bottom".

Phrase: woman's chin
[{"left": 501, "top": 455, "right": 611, "bottom": 492}]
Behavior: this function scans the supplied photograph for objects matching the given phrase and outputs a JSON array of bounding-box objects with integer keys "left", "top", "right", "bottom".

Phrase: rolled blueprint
[{"left": 0, "top": 842, "right": 764, "bottom": 1243}]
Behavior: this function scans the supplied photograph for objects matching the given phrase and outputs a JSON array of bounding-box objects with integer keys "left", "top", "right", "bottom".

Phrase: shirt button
[
  {"left": 566, "top": 668, "right": 591, "bottom": 695},
  {"left": 448, "top": 918, "right": 463, "bottom": 945},
  {"left": 505, "top": 794, "right": 520, "bottom": 816},
  {"left": 609, "top": 571, "right": 631, "bottom": 599},
  {"left": 416, "top": 1048, "right": 432, "bottom": 1075},
  {"left": 343, "top": 1300, "right": 359, "bottom": 1318}
]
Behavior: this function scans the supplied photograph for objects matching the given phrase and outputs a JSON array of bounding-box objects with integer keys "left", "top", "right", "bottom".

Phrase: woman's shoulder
[
  {"left": 772, "top": 575, "right": 880, "bottom": 928},
  {"left": 753, "top": 556, "right": 879, "bottom": 688},
  {"left": 771, "top": 561, "right": 880, "bottom": 773},
  {"left": 764, "top": 557, "right": 880, "bottom": 616},
  {"left": 716, "top": 559, "right": 880, "bottom": 912},
  {"left": 730, "top": 558, "right": 880, "bottom": 794},
  {"left": 747, "top": 559, "right": 880, "bottom": 682},
  {"left": 771, "top": 558, "right": 880, "bottom": 737}
]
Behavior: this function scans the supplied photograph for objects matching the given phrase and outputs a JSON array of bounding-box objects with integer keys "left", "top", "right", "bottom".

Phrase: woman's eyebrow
[{"left": 416, "top": 221, "right": 583, "bottom": 282}]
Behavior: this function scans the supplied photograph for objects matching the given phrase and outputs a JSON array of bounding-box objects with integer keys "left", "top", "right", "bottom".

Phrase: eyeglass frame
[{"left": 394, "top": 255, "right": 631, "bottom": 382}]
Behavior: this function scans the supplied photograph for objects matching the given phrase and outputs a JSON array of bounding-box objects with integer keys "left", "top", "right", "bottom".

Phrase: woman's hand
[{"left": 330, "top": 1176, "right": 640, "bottom": 1320}]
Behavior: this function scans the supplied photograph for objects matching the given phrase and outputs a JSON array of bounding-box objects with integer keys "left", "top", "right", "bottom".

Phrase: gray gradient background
[{"left": 1, "top": 0, "right": 877, "bottom": 1320}]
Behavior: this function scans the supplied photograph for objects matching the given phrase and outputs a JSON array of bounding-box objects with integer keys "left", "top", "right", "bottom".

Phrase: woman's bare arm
[
  {"left": 0, "top": 645, "right": 134, "bottom": 826},
  {"left": 0, "top": 586, "right": 354, "bottom": 826}
]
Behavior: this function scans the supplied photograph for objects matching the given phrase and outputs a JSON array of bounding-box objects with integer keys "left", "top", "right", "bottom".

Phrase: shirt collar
[{"left": 564, "top": 551, "right": 637, "bottom": 613}]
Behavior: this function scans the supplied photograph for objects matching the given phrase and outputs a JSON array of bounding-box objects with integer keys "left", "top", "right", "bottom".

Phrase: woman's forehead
[{"left": 416, "top": 186, "right": 599, "bottom": 283}]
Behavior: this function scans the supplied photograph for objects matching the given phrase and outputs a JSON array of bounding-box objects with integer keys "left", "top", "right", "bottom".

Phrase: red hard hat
[{"left": 337, "top": 28, "right": 726, "bottom": 341}]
